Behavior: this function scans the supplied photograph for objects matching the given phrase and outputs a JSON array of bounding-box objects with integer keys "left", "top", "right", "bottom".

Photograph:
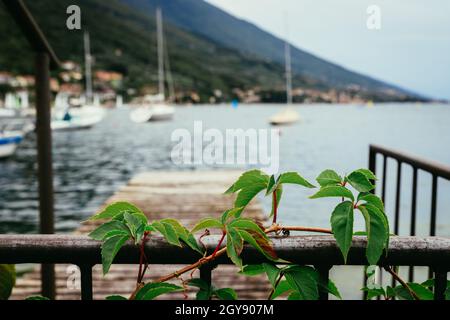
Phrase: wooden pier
[{"left": 11, "top": 171, "right": 271, "bottom": 300}]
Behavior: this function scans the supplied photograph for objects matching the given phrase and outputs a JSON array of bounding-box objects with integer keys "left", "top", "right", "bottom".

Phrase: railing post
[
  {"left": 315, "top": 265, "right": 331, "bottom": 301},
  {"left": 79, "top": 265, "right": 93, "bottom": 300},
  {"left": 200, "top": 264, "right": 214, "bottom": 288},
  {"left": 35, "top": 51, "right": 55, "bottom": 300},
  {"left": 433, "top": 269, "right": 448, "bottom": 301},
  {"left": 368, "top": 145, "right": 377, "bottom": 193}
]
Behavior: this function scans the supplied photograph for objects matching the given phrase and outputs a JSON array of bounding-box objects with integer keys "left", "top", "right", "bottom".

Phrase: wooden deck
[{"left": 11, "top": 171, "right": 271, "bottom": 300}]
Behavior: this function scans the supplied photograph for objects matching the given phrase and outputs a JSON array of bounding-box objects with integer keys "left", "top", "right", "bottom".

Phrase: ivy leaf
[
  {"left": 152, "top": 221, "right": 182, "bottom": 247},
  {"left": 327, "top": 279, "right": 342, "bottom": 300},
  {"left": 124, "top": 213, "right": 145, "bottom": 244},
  {"left": 226, "top": 226, "right": 244, "bottom": 269},
  {"left": 229, "top": 218, "right": 267, "bottom": 239},
  {"left": 358, "top": 193, "right": 385, "bottom": 212},
  {"left": 90, "top": 202, "right": 144, "bottom": 221},
  {"left": 191, "top": 218, "right": 224, "bottom": 234},
  {"left": 135, "top": 283, "right": 183, "bottom": 300},
  {"left": 101, "top": 234, "right": 130, "bottom": 275},
  {"left": 347, "top": 171, "right": 374, "bottom": 193},
  {"left": 358, "top": 204, "right": 389, "bottom": 265},
  {"left": 355, "top": 168, "right": 377, "bottom": 181},
  {"left": 284, "top": 266, "right": 319, "bottom": 300},
  {"left": 266, "top": 175, "right": 277, "bottom": 195},
  {"left": 88, "top": 220, "right": 130, "bottom": 241},
  {"left": 270, "top": 280, "right": 292, "bottom": 300},
  {"left": 394, "top": 283, "right": 434, "bottom": 300},
  {"left": 225, "top": 170, "right": 270, "bottom": 194},
  {"left": 221, "top": 208, "right": 244, "bottom": 224},
  {"left": 362, "top": 287, "right": 386, "bottom": 300},
  {"left": 0, "top": 264, "right": 15, "bottom": 300},
  {"left": 214, "top": 288, "right": 237, "bottom": 300},
  {"left": 263, "top": 263, "right": 281, "bottom": 287},
  {"left": 187, "top": 278, "right": 210, "bottom": 291},
  {"left": 310, "top": 186, "right": 354, "bottom": 201},
  {"left": 239, "top": 264, "right": 266, "bottom": 276},
  {"left": 235, "top": 184, "right": 267, "bottom": 208},
  {"left": 238, "top": 229, "right": 278, "bottom": 261},
  {"left": 316, "top": 170, "right": 342, "bottom": 187},
  {"left": 277, "top": 172, "right": 316, "bottom": 188},
  {"left": 106, "top": 295, "right": 128, "bottom": 300},
  {"left": 288, "top": 291, "right": 303, "bottom": 300},
  {"left": 160, "top": 219, "right": 203, "bottom": 254},
  {"left": 330, "top": 201, "right": 354, "bottom": 263}
]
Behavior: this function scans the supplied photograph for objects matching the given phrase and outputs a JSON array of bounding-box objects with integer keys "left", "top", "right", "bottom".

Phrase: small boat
[
  {"left": 130, "top": 8, "right": 175, "bottom": 123},
  {"left": 269, "top": 108, "right": 300, "bottom": 126},
  {"left": 51, "top": 106, "right": 104, "bottom": 132},
  {"left": 0, "top": 131, "right": 23, "bottom": 158},
  {"left": 268, "top": 21, "right": 300, "bottom": 126}
]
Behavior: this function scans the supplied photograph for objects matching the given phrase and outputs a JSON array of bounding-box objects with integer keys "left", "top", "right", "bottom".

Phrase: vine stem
[
  {"left": 128, "top": 224, "right": 332, "bottom": 299},
  {"left": 272, "top": 191, "right": 278, "bottom": 225},
  {"left": 384, "top": 266, "right": 420, "bottom": 301},
  {"left": 268, "top": 272, "right": 284, "bottom": 300},
  {"left": 212, "top": 231, "right": 226, "bottom": 257}
]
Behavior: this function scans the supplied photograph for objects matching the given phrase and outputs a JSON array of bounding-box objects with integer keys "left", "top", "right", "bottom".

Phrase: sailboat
[
  {"left": 52, "top": 31, "right": 105, "bottom": 131},
  {"left": 130, "top": 7, "right": 175, "bottom": 123},
  {"left": 269, "top": 35, "right": 300, "bottom": 126}
]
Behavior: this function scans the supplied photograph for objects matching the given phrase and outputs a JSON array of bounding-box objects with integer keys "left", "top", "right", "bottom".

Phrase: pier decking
[{"left": 11, "top": 171, "right": 271, "bottom": 300}]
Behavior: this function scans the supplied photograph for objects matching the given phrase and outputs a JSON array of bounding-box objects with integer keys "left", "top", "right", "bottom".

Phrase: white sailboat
[
  {"left": 52, "top": 31, "right": 105, "bottom": 131},
  {"left": 269, "top": 32, "right": 300, "bottom": 126},
  {"left": 130, "top": 7, "right": 175, "bottom": 123}
]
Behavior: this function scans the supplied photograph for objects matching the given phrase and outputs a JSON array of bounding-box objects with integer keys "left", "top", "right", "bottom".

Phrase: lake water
[
  {"left": 1, "top": 103, "right": 450, "bottom": 237},
  {"left": 2, "top": 103, "right": 450, "bottom": 299}
]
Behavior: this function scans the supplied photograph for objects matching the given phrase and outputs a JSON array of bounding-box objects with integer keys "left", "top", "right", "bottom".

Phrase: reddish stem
[
  {"left": 137, "top": 232, "right": 150, "bottom": 284},
  {"left": 272, "top": 191, "right": 278, "bottom": 225},
  {"left": 212, "top": 231, "right": 226, "bottom": 257}
]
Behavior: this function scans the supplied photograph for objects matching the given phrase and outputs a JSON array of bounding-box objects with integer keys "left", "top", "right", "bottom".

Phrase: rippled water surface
[{"left": 1, "top": 104, "right": 450, "bottom": 237}]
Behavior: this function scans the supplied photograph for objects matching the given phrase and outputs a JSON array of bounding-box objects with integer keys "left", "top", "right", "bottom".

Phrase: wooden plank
[{"left": 11, "top": 170, "right": 270, "bottom": 300}]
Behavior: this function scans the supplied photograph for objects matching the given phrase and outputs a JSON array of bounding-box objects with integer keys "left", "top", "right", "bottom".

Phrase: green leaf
[
  {"left": 214, "top": 288, "right": 237, "bottom": 300},
  {"left": 330, "top": 201, "right": 354, "bottom": 263},
  {"left": 196, "top": 289, "right": 212, "bottom": 300},
  {"left": 152, "top": 221, "right": 182, "bottom": 247},
  {"left": 316, "top": 170, "right": 342, "bottom": 187},
  {"left": 394, "top": 283, "right": 434, "bottom": 300},
  {"left": 263, "top": 263, "right": 281, "bottom": 287},
  {"left": 135, "top": 282, "right": 183, "bottom": 300},
  {"left": 101, "top": 234, "right": 129, "bottom": 275},
  {"left": 310, "top": 186, "right": 354, "bottom": 201},
  {"left": 106, "top": 295, "right": 128, "bottom": 300},
  {"left": 90, "top": 202, "right": 144, "bottom": 221},
  {"left": 88, "top": 220, "right": 130, "bottom": 241},
  {"left": 284, "top": 266, "right": 319, "bottom": 300},
  {"left": 229, "top": 219, "right": 267, "bottom": 239},
  {"left": 278, "top": 172, "right": 316, "bottom": 188},
  {"left": 234, "top": 184, "right": 267, "bottom": 208},
  {"left": 355, "top": 168, "right": 377, "bottom": 181},
  {"left": 238, "top": 229, "right": 278, "bottom": 261},
  {"left": 359, "top": 204, "right": 389, "bottom": 265},
  {"left": 191, "top": 218, "right": 224, "bottom": 234},
  {"left": 160, "top": 219, "right": 203, "bottom": 254},
  {"left": 187, "top": 278, "right": 210, "bottom": 291},
  {"left": 226, "top": 170, "right": 270, "bottom": 193},
  {"left": 288, "top": 291, "right": 303, "bottom": 300},
  {"left": 25, "top": 296, "right": 50, "bottom": 300},
  {"left": 240, "top": 264, "right": 266, "bottom": 276},
  {"left": 221, "top": 208, "right": 244, "bottom": 224},
  {"left": 327, "top": 279, "right": 342, "bottom": 299},
  {"left": 271, "top": 280, "right": 292, "bottom": 300},
  {"left": 362, "top": 287, "right": 386, "bottom": 300},
  {"left": 0, "top": 264, "right": 15, "bottom": 300},
  {"left": 358, "top": 193, "right": 385, "bottom": 212},
  {"left": 226, "top": 227, "right": 244, "bottom": 268},
  {"left": 347, "top": 171, "right": 374, "bottom": 193},
  {"left": 266, "top": 175, "right": 277, "bottom": 195},
  {"left": 124, "top": 212, "right": 145, "bottom": 244}
]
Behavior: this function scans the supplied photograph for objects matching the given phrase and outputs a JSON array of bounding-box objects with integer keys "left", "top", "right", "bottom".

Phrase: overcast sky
[{"left": 206, "top": 0, "right": 450, "bottom": 100}]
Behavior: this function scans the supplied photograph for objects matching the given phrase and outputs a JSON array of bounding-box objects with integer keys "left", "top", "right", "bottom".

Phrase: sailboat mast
[
  {"left": 84, "top": 31, "right": 93, "bottom": 104},
  {"left": 156, "top": 7, "right": 165, "bottom": 99},
  {"left": 285, "top": 41, "right": 293, "bottom": 106}
]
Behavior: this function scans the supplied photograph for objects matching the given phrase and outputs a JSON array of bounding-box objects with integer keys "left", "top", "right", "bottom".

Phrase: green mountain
[
  {"left": 121, "top": 0, "right": 423, "bottom": 99},
  {"left": 0, "top": 0, "right": 425, "bottom": 102}
]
